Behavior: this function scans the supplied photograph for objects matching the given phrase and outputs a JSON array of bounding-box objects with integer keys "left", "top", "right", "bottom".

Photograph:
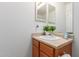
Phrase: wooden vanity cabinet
[{"left": 32, "top": 38, "right": 72, "bottom": 57}]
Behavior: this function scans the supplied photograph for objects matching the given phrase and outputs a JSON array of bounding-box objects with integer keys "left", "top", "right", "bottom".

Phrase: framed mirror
[{"left": 35, "top": 2, "right": 56, "bottom": 24}]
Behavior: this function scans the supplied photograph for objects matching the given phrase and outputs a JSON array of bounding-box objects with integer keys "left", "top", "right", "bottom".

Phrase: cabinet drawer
[
  {"left": 40, "top": 51, "right": 48, "bottom": 57},
  {"left": 40, "top": 43, "right": 54, "bottom": 56},
  {"left": 33, "top": 39, "right": 39, "bottom": 47}
]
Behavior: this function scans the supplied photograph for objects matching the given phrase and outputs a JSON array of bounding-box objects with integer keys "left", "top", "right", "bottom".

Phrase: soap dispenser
[{"left": 64, "top": 32, "right": 68, "bottom": 39}]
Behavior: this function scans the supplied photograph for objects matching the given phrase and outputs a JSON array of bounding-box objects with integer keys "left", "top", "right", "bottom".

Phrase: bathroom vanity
[{"left": 32, "top": 33, "right": 73, "bottom": 57}]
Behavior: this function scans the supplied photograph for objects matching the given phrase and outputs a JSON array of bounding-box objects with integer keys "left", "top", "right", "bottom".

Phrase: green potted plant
[{"left": 43, "top": 25, "right": 56, "bottom": 35}]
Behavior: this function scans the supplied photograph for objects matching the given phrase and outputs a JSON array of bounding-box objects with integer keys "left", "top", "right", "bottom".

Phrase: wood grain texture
[
  {"left": 32, "top": 46, "right": 39, "bottom": 57},
  {"left": 32, "top": 39, "right": 40, "bottom": 57},
  {"left": 55, "top": 43, "right": 72, "bottom": 57},
  {"left": 33, "top": 39, "right": 39, "bottom": 47},
  {"left": 40, "top": 51, "right": 48, "bottom": 57},
  {"left": 40, "top": 42, "right": 54, "bottom": 57}
]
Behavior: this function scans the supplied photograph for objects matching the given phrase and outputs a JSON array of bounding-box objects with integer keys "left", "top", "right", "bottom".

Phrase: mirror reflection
[
  {"left": 48, "top": 4, "right": 56, "bottom": 24},
  {"left": 37, "top": 3, "right": 46, "bottom": 22}
]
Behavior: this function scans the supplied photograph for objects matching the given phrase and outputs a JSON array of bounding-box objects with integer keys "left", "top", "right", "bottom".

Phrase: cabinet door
[
  {"left": 55, "top": 43, "right": 72, "bottom": 57},
  {"left": 40, "top": 51, "right": 48, "bottom": 57},
  {"left": 33, "top": 39, "right": 39, "bottom": 47},
  {"left": 32, "top": 46, "right": 39, "bottom": 57},
  {"left": 40, "top": 43, "right": 54, "bottom": 56}
]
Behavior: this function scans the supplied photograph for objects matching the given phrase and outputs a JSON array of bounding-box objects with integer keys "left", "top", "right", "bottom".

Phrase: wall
[
  {"left": 33, "top": 21, "right": 46, "bottom": 33},
  {"left": 0, "top": 2, "right": 34, "bottom": 57},
  {"left": 72, "top": 2, "right": 79, "bottom": 57},
  {"left": 55, "top": 3, "right": 66, "bottom": 32},
  {"left": 65, "top": 3, "right": 73, "bottom": 32}
]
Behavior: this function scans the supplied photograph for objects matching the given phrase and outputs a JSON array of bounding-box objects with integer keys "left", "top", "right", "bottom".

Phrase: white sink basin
[{"left": 39, "top": 35, "right": 61, "bottom": 40}]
